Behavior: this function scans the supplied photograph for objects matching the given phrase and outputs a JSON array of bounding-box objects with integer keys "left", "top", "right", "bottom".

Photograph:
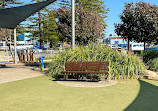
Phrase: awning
[{"left": 0, "top": 0, "right": 57, "bottom": 29}]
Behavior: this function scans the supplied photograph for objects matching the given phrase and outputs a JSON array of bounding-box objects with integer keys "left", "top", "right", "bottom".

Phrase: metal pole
[
  {"left": 14, "top": 28, "right": 17, "bottom": 64},
  {"left": 72, "top": 0, "right": 75, "bottom": 50}
]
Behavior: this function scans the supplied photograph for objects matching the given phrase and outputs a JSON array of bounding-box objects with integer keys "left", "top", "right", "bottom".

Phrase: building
[
  {"left": 108, "top": 37, "right": 126, "bottom": 45},
  {"left": 17, "top": 33, "right": 33, "bottom": 45}
]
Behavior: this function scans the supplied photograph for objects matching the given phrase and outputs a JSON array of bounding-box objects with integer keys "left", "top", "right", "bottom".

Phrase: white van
[{"left": 131, "top": 43, "right": 144, "bottom": 51}]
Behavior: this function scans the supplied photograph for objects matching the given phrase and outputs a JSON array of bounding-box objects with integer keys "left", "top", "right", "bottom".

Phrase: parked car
[
  {"left": 130, "top": 43, "right": 144, "bottom": 51},
  {"left": 33, "top": 48, "right": 43, "bottom": 53},
  {"left": 110, "top": 45, "right": 121, "bottom": 49}
]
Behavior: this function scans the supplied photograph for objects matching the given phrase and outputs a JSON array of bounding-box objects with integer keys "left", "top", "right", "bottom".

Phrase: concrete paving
[
  {"left": 56, "top": 80, "right": 117, "bottom": 87},
  {"left": 0, "top": 65, "right": 44, "bottom": 84}
]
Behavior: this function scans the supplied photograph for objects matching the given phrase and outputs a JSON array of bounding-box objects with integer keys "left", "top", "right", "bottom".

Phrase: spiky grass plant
[
  {"left": 147, "top": 57, "right": 158, "bottom": 71},
  {"left": 48, "top": 44, "right": 146, "bottom": 80}
]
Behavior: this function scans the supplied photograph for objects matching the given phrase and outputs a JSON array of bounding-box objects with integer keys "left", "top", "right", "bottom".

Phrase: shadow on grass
[
  {"left": 44, "top": 62, "right": 50, "bottom": 68},
  {"left": 124, "top": 79, "right": 158, "bottom": 111}
]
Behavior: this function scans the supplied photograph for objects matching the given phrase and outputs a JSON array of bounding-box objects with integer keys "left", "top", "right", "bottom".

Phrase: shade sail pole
[
  {"left": 72, "top": 0, "right": 75, "bottom": 50},
  {"left": 14, "top": 28, "right": 17, "bottom": 64}
]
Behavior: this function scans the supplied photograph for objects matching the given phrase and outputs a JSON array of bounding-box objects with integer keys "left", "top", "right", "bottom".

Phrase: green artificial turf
[{"left": 0, "top": 76, "right": 157, "bottom": 111}]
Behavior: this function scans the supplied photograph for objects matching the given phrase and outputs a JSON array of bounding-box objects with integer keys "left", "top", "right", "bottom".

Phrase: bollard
[{"left": 39, "top": 56, "right": 44, "bottom": 72}]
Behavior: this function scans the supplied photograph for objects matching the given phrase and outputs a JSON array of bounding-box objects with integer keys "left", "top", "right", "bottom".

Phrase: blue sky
[{"left": 22, "top": 0, "right": 158, "bottom": 38}]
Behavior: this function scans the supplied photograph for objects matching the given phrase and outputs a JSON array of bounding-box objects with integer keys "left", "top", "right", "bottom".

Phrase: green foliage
[
  {"left": 142, "top": 50, "right": 158, "bottom": 71},
  {"left": 42, "top": 10, "right": 58, "bottom": 45},
  {"left": 60, "top": 0, "right": 108, "bottom": 14},
  {"left": 0, "top": 0, "right": 23, "bottom": 8},
  {"left": 115, "top": 2, "right": 158, "bottom": 43},
  {"left": 27, "top": 0, "right": 58, "bottom": 46},
  {"left": 60, "top": 0, "right": 108, "bottom": 28},
  {"left": 76, "top": 0, "right": 108, "bottom": 18},
  {"left": 143, "top": 50, "right": 158, "bottom": 63},
  {"left": 55, "top": 6, "right": 105, "bottom": 44},
  {"left": 147, "top": 57, "right": 158, "bottom": 71},
  {"left": 48, "top": 44, "right": 146, "bottom": 80}
]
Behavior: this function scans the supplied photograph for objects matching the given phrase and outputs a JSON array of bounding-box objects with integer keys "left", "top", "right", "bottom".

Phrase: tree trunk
[
  {"left": 50, "top": 40, "right": 54, "bottom": 48},
  {"left": 127, "top": 38, "right": 130, "bottom": 52},
  {"left": 144, "top": 41, "right": 146, "bottom": 51},
  {"left": 38, "top": 10, "right": 43, "bottom": 49}
]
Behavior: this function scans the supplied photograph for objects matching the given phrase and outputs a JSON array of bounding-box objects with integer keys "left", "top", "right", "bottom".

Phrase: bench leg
[
  {"left": 64, "top": 74, "right": 66, "bottom": 80},
  {"left": 86, "top": 74, "right": 88, "bottom": 82},
  {"left": 107, "top": 74, "right": 111, "bottom": 82},
  {"left": 77, "top": 74, "right": 78, "bottom": 80},
  {"left": 76, "top": 73, "right": 79, "bottom": 80}
]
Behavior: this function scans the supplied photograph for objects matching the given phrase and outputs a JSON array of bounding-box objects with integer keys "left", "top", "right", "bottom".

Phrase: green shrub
[
  {"left": 143, "top": 50, "right": 158, "bottom": 63},
  {"left": 147, "top": 57, "right": 158, "bottom": 71},
  {"left": 142, "top": 50, "right": 158, "bottom": 71},
  {"left": 48, "top": 44, "right": 146, "bottom": 80}
]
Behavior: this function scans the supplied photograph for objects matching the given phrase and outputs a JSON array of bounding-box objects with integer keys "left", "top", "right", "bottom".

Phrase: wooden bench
[{"left": 61, "top": 61, "right": 110, "bottom": 81}]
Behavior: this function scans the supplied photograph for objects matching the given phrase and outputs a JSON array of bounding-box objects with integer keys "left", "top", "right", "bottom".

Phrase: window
[
  {"left": 133, "top": 45, "right": 139, "bottom": 47},
  {"left": 115, "top": 41, "right": 119, "bottom": 44}
]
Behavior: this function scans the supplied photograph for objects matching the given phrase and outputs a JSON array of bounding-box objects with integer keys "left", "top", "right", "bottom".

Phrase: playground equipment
[
  {"left": 0, "top": 0, "right": 75, "bottom": 64},
  {"left": 0, "top": 0, "right": 57, "bottom": 64},
  {"left": 39, "top": 56, "right": 44, "bottom": 72},
  {"left": 0, "top": 46, "right": 10, "bottom": 64},
  {"left": 17, "top": 50, "right": 34, "bottom": 63}
]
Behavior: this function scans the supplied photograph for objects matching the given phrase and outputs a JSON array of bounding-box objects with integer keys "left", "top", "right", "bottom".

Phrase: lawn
[{"left": 0, "top": 76, "right": 157, "bottom": 111}]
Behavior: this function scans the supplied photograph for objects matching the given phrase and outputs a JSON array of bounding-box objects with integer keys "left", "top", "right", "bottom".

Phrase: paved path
[
  {"left": 0, "top": 65, "right": 44, "bottom": 84},
  {"left": 56, "top": 80, "right": 117, "bottom": 87}
]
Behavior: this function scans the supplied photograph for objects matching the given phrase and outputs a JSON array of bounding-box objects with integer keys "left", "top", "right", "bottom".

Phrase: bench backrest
[{"left": 65, "top": 61, "right": 109, "bottom": 71}]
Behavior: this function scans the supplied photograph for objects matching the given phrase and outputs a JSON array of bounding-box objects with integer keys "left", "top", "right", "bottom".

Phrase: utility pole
[{"left": 72, "top": 0, "right": 75, "bottom": 50}]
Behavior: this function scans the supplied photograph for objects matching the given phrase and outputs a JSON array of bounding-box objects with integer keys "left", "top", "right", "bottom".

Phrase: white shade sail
[{"left": 0, "top": 0, "right": 57, "bottom": 29}]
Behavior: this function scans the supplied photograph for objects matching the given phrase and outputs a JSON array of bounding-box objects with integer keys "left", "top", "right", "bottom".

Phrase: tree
[
  {"left": 0, "top": 0, "right": 23, "bottom": 8},
  {"left": 0, "top": 0, "right": 24, "bottom": 60},
  {"left": 60, "top": 0, "right": 108, "bottom": 28},
  {"left": 55, "top": 6, "right": 105, "bottom": 44},
  {"left": 115, "top": 2, "right": 158, "bottom": 51},
  {"left": 28, "top": 0, "right": 57, "bottom": 48},
  {"left": 76, "top": 0, "right": 107, "bottom": 17},
  {"left": 42, "top": 10, "right": 58, "bottom": 47},
  {"left": 29, "top": 0, "right": 45, "bottom": 48},
  {"left": 0, "top": 0, "right": 24, "bottom": 42},
  {"left": 0, "top": 28, "right": 11, "bottom": 43}
]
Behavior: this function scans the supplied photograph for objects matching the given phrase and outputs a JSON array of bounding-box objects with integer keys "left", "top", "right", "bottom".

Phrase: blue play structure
[
  {"left": 39, "top": 56, "right": 44, "bottom": 71},
  {"left": 0, "top": 62, "right": 9, "bottom": 64}
]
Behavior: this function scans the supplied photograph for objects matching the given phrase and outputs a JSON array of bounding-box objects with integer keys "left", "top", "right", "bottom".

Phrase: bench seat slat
[{"left": 65, "top": 61, "right": 109, "bottom": 71}]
